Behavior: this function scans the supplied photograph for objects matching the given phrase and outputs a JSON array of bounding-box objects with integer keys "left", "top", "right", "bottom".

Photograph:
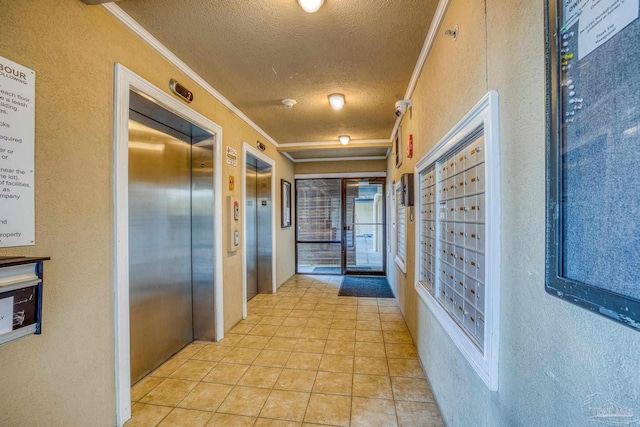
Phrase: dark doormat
[
  {"left": 313, "top": 267, "right": 342, "bottom": 274},
  {"left": 338, "top": 276, "right": 394, "bottom": 298}
]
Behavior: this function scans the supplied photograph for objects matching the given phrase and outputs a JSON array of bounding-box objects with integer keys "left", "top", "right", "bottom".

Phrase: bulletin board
[{"left": 545, "top": 0, "right": 640, "bottom": 331}]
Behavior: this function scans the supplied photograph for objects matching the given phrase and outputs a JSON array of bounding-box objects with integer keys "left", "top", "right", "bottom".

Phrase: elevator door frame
[
  {"left": 241, "top": 142, "right": 277, "bottom": 318},
  {"left": 113, "top": 64, "right": 224, "bottom": 426}
]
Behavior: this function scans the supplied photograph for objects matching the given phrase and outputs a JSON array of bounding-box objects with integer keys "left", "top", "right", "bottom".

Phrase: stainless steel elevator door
[
  {"left": 128, "top": 118, "right": 194, "bottom": 383},
  {"left": 256, "top": 167, "right": 272, "bottom": 294},
  {"left": 245, "top": 162, "right": 258, "bottom": 301}
]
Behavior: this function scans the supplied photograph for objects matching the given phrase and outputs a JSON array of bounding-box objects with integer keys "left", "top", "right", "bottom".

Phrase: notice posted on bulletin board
[{"left": 0, "top": 55, "right": 35, "bottom": 248}]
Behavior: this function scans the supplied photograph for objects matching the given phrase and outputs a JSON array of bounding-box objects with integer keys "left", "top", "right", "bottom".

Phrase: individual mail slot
[
  {"left": 475, "top": 163, "right": 485, "bottom": 193},
  {"left": 448, "top": 178, "right": 456, "bottom": 196},
  {"left": 465, "top": 223, "right": 477, "bottom": 249},
  {"left": 475, "top": 224, "right": 485, "bottom": 253},
  {"left": 454, "top": 222, "right": 465, "bottom": 246},
  {"left": 454, "top": 198, "right": 465, "bottom": 221},
  {"left": 457, "top": 152, "right": 467, "bottom": 172},
  {"left": 439, "top": 247, "right": 447, "bottom": 263},
  {"left": 455, "top": 246, "right": 465, "bottom": 271},
  {"left": 448, "top": 246, "right": 457, "bottom": 269},
  {"left": 464, "top": 249, "right": 478, "bottom": 278},
  {"left": 464, "top": 169, "right": 477, "bottom": 195},
  {"left": 438, "top": 201, "right": 447, "bottom": 221},
  {"left": 445, "top": 262, "right": 455, "bottom": 285},
  {"left": 464, "top": 196, "right": 477, "bottom": 222},
  {"left": 476, "top": 315, "right": 485, "bottom": 344},
  {"left": 476, "top": 193, "right": 485, "bottom": 223},
  {"left": 476, "top": 253, "right": 485, "bottom": 281},
  {"left": 439, "top": 267, "right": 448, "bottom": 283},
  {"left": 445, "top": 223, "right": 455, "bottom": 244},
  {"left": 439, "top": 221, "right": 447, "bottom": 238},
  {"left": 463, "top": 303, "right": 477, "bottom": 333},
  {"left": 446, "top": 200, "right": 455, "bottom": 221},
  {"left": 445, "top": 285, "right": 455, "bottom": 312},
  {"left": 468, "top": 136, "right": 485, "bottom": 168},
  {"left": 453, "top": 292, "right": 465, "bottom": 322},
  {"left": 464, "top": 277, "right": 476, "bottom": 302},
  {"left": 476, "top": 282, "right": 486, "bottom": 312},
  {"left": 449, "top": 159, "right": 455, "bottom": 175},
  {"left": 454, "top": 268, "right": 466, "bottom": 291},
  {"left": 455, "top": 176, "right": 465, "bottom": 198},
  {"left": 428, "top": 190, "right": 435, "bottom": 204}
]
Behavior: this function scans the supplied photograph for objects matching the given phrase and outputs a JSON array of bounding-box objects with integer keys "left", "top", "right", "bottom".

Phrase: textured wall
[
  {"left": 0, "top": 1, "right": 294, "bottom": 425},
  {"left": 388, "top": 0, "right": 640, "bottom": 426}
]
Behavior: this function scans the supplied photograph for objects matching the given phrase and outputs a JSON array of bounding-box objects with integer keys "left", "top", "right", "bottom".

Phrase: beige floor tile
[
  {"left": 205, "top": 413, "right": 256, "bottom": 426},
  {"left": 253, "top": 349, "right": 291, "bottom": 368},
  {"left": 238, "top": 365, "right": 283, "bottom": 388},
  {"left": 302, "top": 327, "right": 330, "bottom": 340},
  {"left": 281, "top": 317, "right": 309, "bottom": 327},
  {"left": 379, "top": 306, "right": 401, "bottom": 314},
  {"left": 125, "top": 403, "right": 171, "bottom": 427},
  {"left": 169, "top": 360, "right": 217, "bottom": 381},
  {"left": 357, "top": 312, "right": 381, "bottom": 321},
  {"left": 149, "top": 358, "right": 188, "bottom": 378},
  {"left": 286, "top": 352, "right": 323, "bottom": 370},
  {"left": 237, "top": 334, "right": 271, "bottom": 350},
  {"left": 230, "top": 323, "right": 256, "bottom": 335},
  {"left": 241, "top": 314, "right": 263, "bottom": 324},
  {"left": 140, "top": 378, "right": 198, "bottom": 406},
  {"left": 354, "top": 356, "right": 389, "bottom": 375},
  {"left": 333, "top": 310, "right": 357, "bottom": 320},
  {"left": 335, "top": 305, "right": 358, "bottom": 313},
  {"left": 295, "top": 303, "right": 316, "bottom": 311},
  {"left": 380, "top": 313, "right": 405, "bottom": 323},
  {"left": 330, "top": 319, "right": 356, "bottom": 329},
  {"left": 354, "top": 342, "right": 386, "bottom": 358},
  {"left": 352, "top": 374, "right": 393, "bottom": 399},
  {"left": 356, "top": 320, "right": 382, "bottom": 331},
  {"left": 391, "top": 377, "right": 435, "bottom": 402},
  {"left": 177, "top": 382, "right": 232, "bottom": 411},
  {"left": 358, "top": 298, "right": 378, "bottom": 306},
  {"left": 217, "top": 386, "right": 271, "bottom": 417},
  {"left": 315, "top": 303, "right": 337, "bottom": 312},
  {"left": 157, "top": 408, "right": 212, "bottom": 427},
  {"left": 395, "top": 401, "right": 445, "bottom": 427},
  {"left": 336, "top": 297, "right": 358, "bottom": 306},
  {"left": 255, "top": 418, "right": 302, "bottom": 427},
  {"left": 377, "top": 299, "right": 398, "bottom": 306},
  {"left": 327, "top": 329, "right": 356, "bottom": 342},
  {"left": 355, "top": 330, "right": 384, "bottom": 343},
  {"left": 174, "top": 342, "right": 208, "bottom": 359},
  {"left": 260, "top": 390, "right": 311, "bottom": 421},
  {"left": 351, "top": 397, "right": 397, "bottom": 427},
  {"left": 294, "top": 338, "right": 326, "bottom": 353},
  {"left": 275, "top": 326, "right": 305, "bottom": 338},
  {"left": 303, "top": 393, "right": 351, "bottom": 427},
  {"left": 288, "top": 310, "right": 310, "bottom": 318},
  {"left": 202, "top": 363, "right": 249, "bottom": 385},
  {"left": 191, "top": 345, "right": 232, "bottom": 362},
  {"left": 306, "top": 318, "right": 333, "bottom": 328},
  {"left": 318, "top": 354, "right": 353, "bottom": 373},
  {"left": 385, "top": 343, "right": 418, "bottom": 359},
  {"left": 272, "top": 308, "right": 293, "bottom": 317},
  {"left": 383, "top": 330, "right": 413, "bottom": 344},
  {"left": 323, "top": 341, "right": 355, "bottom": 356},
  {"left": 274, "top": 369, "right": 317, "bottom": 392},
  {"left": 265, "top": 337, "right": 298, "bottom": 352},
  {"left": 309, "top": 311, "right": 333, "bottom": 320},
  {"left": 221, "top": 348, "right": 261, "bottom": 365},
  {"left": 218, "top": 333, "right": 246, "bottom": 347},
  {"left": 249, "top": 324, "right": 281, "bottom": 337},
  {"left": 260, "top": 316, "right": 286, "bottom": 326},
  {"left": 388, "top": 358, "right": 425, "bottom": 378},
  {"left": 312, "top": 371, "right": 352, "bottom": 395},
  {"left": 131, "top": 376, "right": 164, "bottom": 401}
]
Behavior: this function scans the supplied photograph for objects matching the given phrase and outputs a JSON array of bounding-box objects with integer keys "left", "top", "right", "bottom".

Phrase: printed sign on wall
[{"left": 0, "top": 56, "right": 35, "bottom": 248}]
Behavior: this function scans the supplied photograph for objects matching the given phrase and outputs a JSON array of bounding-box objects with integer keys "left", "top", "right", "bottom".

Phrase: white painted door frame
[
  {"left": 113, "top": 64, "right": 224, "bottom": 426},
  {"left": 241, "top": 142, "right": 277, "bottom": 318}
]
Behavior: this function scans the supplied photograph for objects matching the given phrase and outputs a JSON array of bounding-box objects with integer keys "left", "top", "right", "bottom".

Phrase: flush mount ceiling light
[
  {"left": 339, "top": 135, "right": 350, "bottom": 145},
  {"left": 281, "top": 98, "right": 297, "bottom": 109},
  {"left": 328, "top": 93, "right": 346, "bottom": 111},
  {"left": 298, "top": 0, "right": 324, "bottom": 13}
]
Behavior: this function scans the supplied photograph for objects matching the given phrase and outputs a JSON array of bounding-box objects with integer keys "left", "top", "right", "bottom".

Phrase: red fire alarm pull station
[{"left": 407, "top": 134, "right": 414, "bottom": 158}]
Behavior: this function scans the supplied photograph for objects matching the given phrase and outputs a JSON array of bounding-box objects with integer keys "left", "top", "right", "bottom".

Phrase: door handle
[{"left": 344, "top": 225, "right": 352, "bottom": 231}]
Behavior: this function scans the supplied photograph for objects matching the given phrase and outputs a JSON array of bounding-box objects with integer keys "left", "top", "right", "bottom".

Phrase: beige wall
[
  {"left": 0, "top": 1, "right": 294, "bottom": 425},
  {"left": 387, "top": 1, "right": 640, "bottom": 426},
  {"left": 295, "top": 159, "right": 387, "bottom": 175}
]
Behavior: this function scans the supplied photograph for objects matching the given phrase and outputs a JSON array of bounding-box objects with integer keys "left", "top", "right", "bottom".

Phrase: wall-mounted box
[
  {"left": 0, "top": 257, "right": 49, "bottom": 346},
  {"left": 400, "top": 173, "right": 414, "bottom": 207}
]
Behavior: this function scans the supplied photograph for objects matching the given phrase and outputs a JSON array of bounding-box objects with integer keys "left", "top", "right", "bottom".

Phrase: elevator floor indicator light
[{"left": 170, "top": 79, "right": 194, "bottom": 103}]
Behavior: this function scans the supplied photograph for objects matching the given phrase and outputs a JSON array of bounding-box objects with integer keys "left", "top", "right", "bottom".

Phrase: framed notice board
[{"left": 545, "top": 0, "right": 640, "bottom": 331}]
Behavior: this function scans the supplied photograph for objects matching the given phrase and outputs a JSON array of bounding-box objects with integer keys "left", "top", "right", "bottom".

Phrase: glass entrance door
[{"left": 343, "top": 179, "right": 385, "bottom": 274}]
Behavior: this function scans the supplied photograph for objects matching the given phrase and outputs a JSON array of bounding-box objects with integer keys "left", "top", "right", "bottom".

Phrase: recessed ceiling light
[
  {"left": 339, "top": 135, "right": 350, "bottom": 145},
  {"left": 281, "top": 98, "right": 297, "bottom": 109},
  {"left": 328, "top": 93, "right": 345, "bottom": 111},
  {"left": 298, "top": 0, "right": 324, "bottom": 13}
]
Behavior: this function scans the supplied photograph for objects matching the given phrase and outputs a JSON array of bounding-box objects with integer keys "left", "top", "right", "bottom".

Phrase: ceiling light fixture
[
  {"left": 328, "top": 93, "right": 346, "bottom": 111},
  {"left": 282, "top": 98, "right": 297, "bottom": 109},
  {"left": 339, "top": 135, "right": 350, "bottom": 145},
  {"left": 298, "top": 0, "right": 324, "bottom": 13}
]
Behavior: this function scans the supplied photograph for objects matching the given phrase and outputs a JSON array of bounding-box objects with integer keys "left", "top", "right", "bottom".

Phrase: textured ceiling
[{"left": 117, "top": 0, "right": 437, "bottom": 152}]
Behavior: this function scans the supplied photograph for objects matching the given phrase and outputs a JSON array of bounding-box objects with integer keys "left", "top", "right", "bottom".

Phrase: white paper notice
[
  {"left": 226, "top": 146, "right": 238, "bottom": 167},
  {"left": 0, "top": 296, "right": 14, "bottom": 334},
  {"left": 578, "top": 0, "right": 639, "bottom": 59},
  {"left": 0, "top": 56, "right": 35, "bottom": 248}
]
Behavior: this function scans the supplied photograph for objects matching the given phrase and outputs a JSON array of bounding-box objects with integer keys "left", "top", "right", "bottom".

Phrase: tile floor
[{"left": 126, "top": 275, "right": 444, "bottom": 427}]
